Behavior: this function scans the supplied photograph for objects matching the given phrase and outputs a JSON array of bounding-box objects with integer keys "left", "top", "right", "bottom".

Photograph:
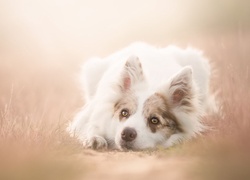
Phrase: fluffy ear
[
  {"left": 119, "top": 55, "right": 145, "bottom": 92},
  {"left": 168, "top": 67, "right": 194, "bottom": 107}
]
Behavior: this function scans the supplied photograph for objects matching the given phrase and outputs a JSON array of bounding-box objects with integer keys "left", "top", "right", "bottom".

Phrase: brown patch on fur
[
  {"left": 181, "top": 99, "right": 192, "bottom": 107},
  {"left": 114, "top": 92, "right": 138, "bottom": 121},
  {"left": 138, "top": 62, "right": 144, "bottom": 78},
  {"left": 143, "top": 93, "right": 183, "bottom": 135}
]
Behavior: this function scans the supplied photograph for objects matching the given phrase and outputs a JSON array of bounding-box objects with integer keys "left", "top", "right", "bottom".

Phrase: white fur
[{"left": 67, "top": 42, "right": 216, "bottom": 150}]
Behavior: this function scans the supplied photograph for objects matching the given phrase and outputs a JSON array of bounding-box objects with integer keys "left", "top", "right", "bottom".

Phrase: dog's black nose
[{"left": 121, "top": 127, "right": 137, "bottom": 142}]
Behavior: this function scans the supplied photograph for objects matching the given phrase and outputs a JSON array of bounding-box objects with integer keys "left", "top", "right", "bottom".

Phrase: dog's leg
[
  {"left": 67, "top": 101, "right": 96, "bottom": 136},
  {"left": 85, "top": 134, "right": 108, "bottom": 150},
  {"left": 70, "top": 115, "right": 109, "bottom": 150},
  {"left": 81, "top": 102, "right": 116, "bottom": 150},
  {"left": 162, "top": 134, "right": 185, "bottom": 148},
  {"left": 81, "top": 122, "right": 109, "bottom": 150}
]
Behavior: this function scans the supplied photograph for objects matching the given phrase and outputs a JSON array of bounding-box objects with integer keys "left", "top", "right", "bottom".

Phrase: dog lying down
[{"left": 67, "top": 42, "right": 216, "bottom": 151}]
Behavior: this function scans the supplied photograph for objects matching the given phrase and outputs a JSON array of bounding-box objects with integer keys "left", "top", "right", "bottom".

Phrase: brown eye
[
  {"left": 150, "top": 117, "right": 160, "bottom": 125},
  {"left": 120, "top": 109, "right": 129, "bottom": 118}
]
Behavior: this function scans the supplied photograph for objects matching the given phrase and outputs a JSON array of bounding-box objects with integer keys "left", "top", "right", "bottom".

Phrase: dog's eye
[
  {"left": 150, "top": 117, "right": 160, "bottom": 125},
  {"left": 120, "top": 109, "right": 129, "bottom": 118}
]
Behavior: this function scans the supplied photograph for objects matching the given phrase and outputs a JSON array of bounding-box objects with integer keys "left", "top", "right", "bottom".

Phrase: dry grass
[{"left": 0, "top": 31, "right": 250, "bottom": 180}]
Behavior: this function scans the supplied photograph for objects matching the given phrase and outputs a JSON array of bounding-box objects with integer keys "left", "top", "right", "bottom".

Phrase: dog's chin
[
  {"left": 118, "top": 140, "right": 159, "bottom": 151},
  {"left": 118, "top": 141, "right": 138, "bottom": 151}
]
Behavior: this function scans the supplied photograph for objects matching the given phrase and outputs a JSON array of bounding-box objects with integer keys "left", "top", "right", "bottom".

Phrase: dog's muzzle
[{"left": 119, "top": 127, "right": 137, "bottom": 150}]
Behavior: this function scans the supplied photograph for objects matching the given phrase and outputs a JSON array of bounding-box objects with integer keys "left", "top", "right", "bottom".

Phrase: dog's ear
[
  {"left": 165, "top": 67, "right": 194, "bottom": 107},
  {"left": 119, "top": 55, "right": 144, "bottom": 92},
  {"left": 169, "top": 67, "right": 193, "bottom": 106}
]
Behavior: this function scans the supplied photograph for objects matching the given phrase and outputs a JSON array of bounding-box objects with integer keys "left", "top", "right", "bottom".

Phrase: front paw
[{"left": 85, "top": 135, "right": 108, "bottom": 150}]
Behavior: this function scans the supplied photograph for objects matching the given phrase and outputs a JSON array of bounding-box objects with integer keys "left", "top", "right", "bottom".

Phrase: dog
[{"left": 67, "top": 42, "right": 216, "bottom": 150}]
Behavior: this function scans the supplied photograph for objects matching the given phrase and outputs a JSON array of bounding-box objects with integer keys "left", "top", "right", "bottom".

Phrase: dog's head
[{"left": 112, "top": 56, "right": 201, "bottom": 150}]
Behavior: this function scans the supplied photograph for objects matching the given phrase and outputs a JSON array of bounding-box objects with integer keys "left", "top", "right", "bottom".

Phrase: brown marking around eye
[
  {"left": 143, "top": 93, "right": 183, "bottom": 134},
  {"left": 113, "top": 93, "right": 138, "bottom": 121}
]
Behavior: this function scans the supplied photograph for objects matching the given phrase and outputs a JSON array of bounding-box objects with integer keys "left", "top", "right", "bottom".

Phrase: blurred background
[
  {"left": 0, "top": 0, "right": 250, "bottom": 180},
  {"left": 1, "top": 0, "right": 249, "bottom": 113},
  {"left": 1, "top": 0, "right": 249, "bottom": 66}
]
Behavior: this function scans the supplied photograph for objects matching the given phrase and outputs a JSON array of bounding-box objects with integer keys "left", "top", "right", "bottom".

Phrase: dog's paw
[{"left": 85, "top": 135, "right": 108, "bottom": 150}]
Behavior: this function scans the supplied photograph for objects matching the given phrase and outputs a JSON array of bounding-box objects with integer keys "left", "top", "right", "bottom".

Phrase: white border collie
[{"left": 67, "top": 43, "right": 216, "bottom": 150}]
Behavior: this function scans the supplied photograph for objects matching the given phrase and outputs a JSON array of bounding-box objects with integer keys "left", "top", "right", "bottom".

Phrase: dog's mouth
[{"left": 119, "top": 141, "right": 136, "bottom": 151}]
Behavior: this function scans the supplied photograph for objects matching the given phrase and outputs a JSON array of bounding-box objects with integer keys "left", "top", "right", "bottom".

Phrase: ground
[{"left": 78, "top": 150, "right": 194, "bottom": 180}]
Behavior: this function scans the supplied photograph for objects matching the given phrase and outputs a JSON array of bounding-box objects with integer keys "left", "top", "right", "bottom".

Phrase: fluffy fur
[{"left": 67, "top": 42, "right": 216, "bottom": 150}]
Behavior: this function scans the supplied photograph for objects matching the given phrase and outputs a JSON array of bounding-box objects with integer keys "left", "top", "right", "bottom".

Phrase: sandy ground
[{"left": 73, "top": 150, "right": 194, "bottom": 180}]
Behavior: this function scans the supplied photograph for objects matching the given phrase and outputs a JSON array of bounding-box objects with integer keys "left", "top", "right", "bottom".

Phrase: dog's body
[{"left": 68, "top": 43, "right": 216, "bottom": 150}]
